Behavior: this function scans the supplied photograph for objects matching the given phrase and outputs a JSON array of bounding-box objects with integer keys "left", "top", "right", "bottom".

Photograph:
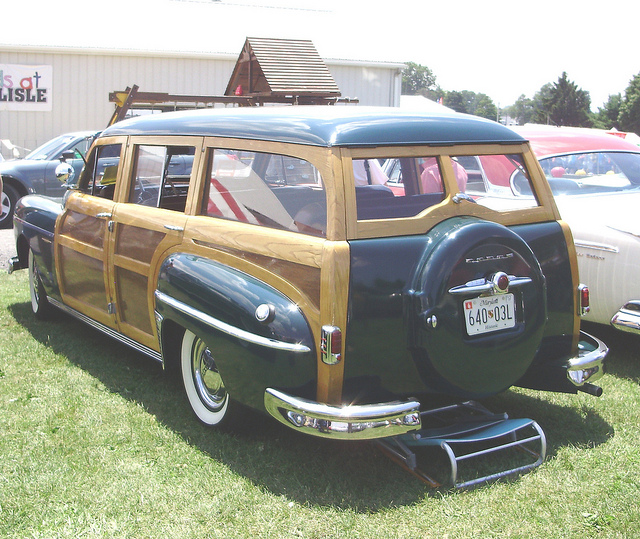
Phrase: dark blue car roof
[{"left": 102, "top": 106, "right": 525, "bottom": 148}]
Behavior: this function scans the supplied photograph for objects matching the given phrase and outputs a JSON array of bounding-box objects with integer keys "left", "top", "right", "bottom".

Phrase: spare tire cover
[{"left": 408, "top": 217, "right": 547, "bottom": 398}]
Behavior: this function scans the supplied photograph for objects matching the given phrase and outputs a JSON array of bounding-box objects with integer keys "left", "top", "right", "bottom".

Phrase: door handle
[
  {"left": 164, "top": 224, "right": 184, "bottom": 232},
  {"left": 96, "top": 212, "right": 112, "bottom": 219}
]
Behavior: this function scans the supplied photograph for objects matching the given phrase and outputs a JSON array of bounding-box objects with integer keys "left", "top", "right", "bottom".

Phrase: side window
[
  {"left": 129, "top": 145, "right": 194, "bottom": 211},
  {"left": 265, "top": 155, "right": 320, "bottom": 186},
  {"left": 202, "top": 149, "right": 326, "bottom": 236},
  {"left": 80, "top": 143, "right": 122, "bottom": 200}
]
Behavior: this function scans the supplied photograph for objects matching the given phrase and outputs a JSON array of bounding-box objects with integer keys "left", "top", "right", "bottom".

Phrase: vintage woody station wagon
[{"left": 11, "top": 106, "right": 607, "bottom": 447}]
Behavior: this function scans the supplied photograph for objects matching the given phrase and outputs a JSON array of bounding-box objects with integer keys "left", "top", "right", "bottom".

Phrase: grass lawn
[{"left": 1, "top": 269, "right": 639, "bottom": 538}]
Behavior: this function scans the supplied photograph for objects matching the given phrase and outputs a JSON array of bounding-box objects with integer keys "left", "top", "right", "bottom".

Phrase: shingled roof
[{"left": 224, "top": 37, "right": 341, "bottom": 100}]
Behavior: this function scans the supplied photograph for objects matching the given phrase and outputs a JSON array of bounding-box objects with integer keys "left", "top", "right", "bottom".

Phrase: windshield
[
  {"left": 24, "top": 135, "right": 79, "bottom": 160},
  {"left": 538, "top": 151, "right": 640, "bottom": 195}
]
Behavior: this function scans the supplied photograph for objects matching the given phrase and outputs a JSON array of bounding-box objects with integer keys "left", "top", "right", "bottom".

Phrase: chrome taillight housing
[
  {"left": 321, "top": 325, "right": 342, "bottom": 365},
  {"left": 578, "top": 284, "right": 590, "bottom": 316}
]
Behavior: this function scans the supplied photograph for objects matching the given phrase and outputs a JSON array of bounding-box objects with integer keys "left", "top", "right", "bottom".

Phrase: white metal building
[{"left": 0, "top": 1, "right": 404, "bottom": 159}]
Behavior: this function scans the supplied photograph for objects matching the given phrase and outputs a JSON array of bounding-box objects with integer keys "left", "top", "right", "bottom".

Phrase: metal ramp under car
[{"left": 376, "top": 401, "right": 546, "bottom": 489}]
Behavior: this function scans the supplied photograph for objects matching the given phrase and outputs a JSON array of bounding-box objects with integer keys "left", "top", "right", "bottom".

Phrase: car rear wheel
[{"left": 180, "top": 330, "right": 230, "bottom": 426}]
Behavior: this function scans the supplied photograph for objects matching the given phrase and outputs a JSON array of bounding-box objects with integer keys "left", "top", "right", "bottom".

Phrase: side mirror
[
  {"left": 55, "top": 162, "right": 77, "bottom": 188},
  {"left": 60, "top": 149, "right": 76, "bottom": 162}
]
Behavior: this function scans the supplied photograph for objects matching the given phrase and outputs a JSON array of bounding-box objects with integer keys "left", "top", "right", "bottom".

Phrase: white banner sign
[{"left": 0, "top": 64, "right": 52, "bottom": 111}]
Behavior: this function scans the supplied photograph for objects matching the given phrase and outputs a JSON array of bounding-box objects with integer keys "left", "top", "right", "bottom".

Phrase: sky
[
  {"left": 2, "top": 0, "right": 638, "bottom": 111},
  {"left": 314, "top": 0, "right": 639, "bottom": 110}
]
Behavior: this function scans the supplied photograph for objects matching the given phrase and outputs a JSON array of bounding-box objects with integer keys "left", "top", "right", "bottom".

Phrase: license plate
[{"left": 464, "top": 294, "right": 516, "bottom": 335}]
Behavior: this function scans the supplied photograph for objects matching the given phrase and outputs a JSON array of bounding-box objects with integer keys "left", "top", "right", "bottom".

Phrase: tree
[
  {"left": 619, "top": 72, "right": 640, "bottom": 134},
  {"left": 531, "top": 72, "right": 592, "bottom": 127},
  {"left": 470, "top": 93, "right": 498, "bottom": 121},
  {"left": 593, "top": 94, "right": 622, "bottom": 130},
  {"left": 443, "top": 91, "right": 468, "bottom": 114},
  {"left": 402, "top": 62, "right": 437, "bottom": 95},
  {"left": 442, "top": 90, "right": 497, "bottom": 120},
  {"left": 530, "top": 84, "right": 554, "bottom": 124},
  {"left": 505, "top": 94, "right": 534, "bottom": 125},
  {"left": 426, "top": 86, "right": 446, "bottom": 103}
]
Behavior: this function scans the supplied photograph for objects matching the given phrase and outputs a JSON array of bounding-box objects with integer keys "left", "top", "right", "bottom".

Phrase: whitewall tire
[{"left": 180, "top": 330, "right": 230, "bottom": 426}]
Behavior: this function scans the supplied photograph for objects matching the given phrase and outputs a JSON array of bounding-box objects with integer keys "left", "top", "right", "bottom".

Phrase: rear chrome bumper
[
  {"left": 566, "top": 331, "right": 608, "bottom": 393},
  {"left": 264, "top": 388, "right": 421, "bottom": 440},
  {"left": 265, "top": 331, "right": 608, "bottom": 439},
  {"left": 611, "top": 301, "right": 640, "bottom": 335}
]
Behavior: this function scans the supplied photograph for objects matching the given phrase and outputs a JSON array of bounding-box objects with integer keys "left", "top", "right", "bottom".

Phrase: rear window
[{"left": 357, "top": 153, "right": 538, "bottom": 220}]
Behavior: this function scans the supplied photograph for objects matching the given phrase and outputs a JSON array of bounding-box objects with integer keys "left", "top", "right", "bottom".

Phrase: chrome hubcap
[
  {"left": 0, "top": 192, "right": 9, "bottom": 220},
  {"left": 191, "top": 339, "right": 227, "bottom": 412},
  {"left": 29, "top": 254, "right": 40, "bottom": 307}
]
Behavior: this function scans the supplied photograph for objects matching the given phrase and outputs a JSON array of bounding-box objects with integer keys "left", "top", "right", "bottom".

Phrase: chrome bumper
[
  {"left": 611, "top": 301, "right": 640, "bottom": 335},
  {"left": 264, "top": 388, "right": 421, "bottom": 440},
  {"left": 566, "top": 331, "right": 608, "bottom": 393}
]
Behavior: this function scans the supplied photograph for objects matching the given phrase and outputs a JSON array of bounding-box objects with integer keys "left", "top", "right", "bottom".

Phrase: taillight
[
  {"left": 578, "top": 284, "right": 590, "bottom": 316},
  {"left": 321, "top": 325, "right": 342, "bottom": 365}
]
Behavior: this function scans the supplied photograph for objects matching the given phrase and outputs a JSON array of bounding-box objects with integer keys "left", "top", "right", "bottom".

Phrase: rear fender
[{"left": 154, "top": 253, "right": 317, "bottom": 411}]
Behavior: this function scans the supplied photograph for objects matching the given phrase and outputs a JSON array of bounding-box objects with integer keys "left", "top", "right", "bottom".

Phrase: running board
[
  {"left": 47, "top": 296, "right": 163, "bottom": 364},
  {"left": 375, "top": 401, "right": 546, "bottom": 489}
]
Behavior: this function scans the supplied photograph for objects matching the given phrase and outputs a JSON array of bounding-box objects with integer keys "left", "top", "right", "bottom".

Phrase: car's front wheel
[
  {"left": 0, "top": 184, "right": 19, "bottom": 229},
  {"left": 29, "top": 249, "right": 52, "bottom": 320},
  {"left": 180, "top": 330, "right": 230, "bottom": 426}
]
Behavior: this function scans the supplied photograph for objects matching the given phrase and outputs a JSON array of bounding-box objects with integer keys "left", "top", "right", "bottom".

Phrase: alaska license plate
[{"left": 464, "top": 294, "right": 516, "bottom": 335}]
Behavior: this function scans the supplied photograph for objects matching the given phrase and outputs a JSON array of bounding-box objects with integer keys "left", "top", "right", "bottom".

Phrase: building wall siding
[
  {"left": 0, "top": 48, "right": 401, "bottom": 158},
  {"left": 330, "top": 64, "right": 401, "bottom": 107}
]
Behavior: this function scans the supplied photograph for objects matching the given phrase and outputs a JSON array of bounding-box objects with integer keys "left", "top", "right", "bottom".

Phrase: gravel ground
[{"left": 0, "top": 228, "right": 17, "bottom": 271}]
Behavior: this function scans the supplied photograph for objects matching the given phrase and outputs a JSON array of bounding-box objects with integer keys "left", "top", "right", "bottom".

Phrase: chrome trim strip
[
  {"left": 47, "top": 297, "right": 163, "bottom": 363},
  {"left": 611, "top": 301, "right": 640, "bottom": 335},
  {"left": 264, "top": 387, "right": 421, "bottom": 440},
  {"left": 574, "top": 239, "right": 619, "bottom": 253},
  {"left": 154, "top": 290, "right": 311, "bottom": 353}
]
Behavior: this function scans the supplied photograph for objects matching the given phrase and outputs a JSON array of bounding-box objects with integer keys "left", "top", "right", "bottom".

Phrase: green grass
[{"left": 1, "top": 269, "right": 640, "bottom": 538}]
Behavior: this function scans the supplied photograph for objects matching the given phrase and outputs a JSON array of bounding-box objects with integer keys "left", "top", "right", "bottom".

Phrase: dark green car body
[{"left": 11, "top": 106, "right": 606, "bottom": 439}]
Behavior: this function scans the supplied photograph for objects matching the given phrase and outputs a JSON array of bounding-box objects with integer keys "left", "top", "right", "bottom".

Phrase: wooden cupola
[{"left": 224, "top": 37, "right": 342, "bottom": 104}]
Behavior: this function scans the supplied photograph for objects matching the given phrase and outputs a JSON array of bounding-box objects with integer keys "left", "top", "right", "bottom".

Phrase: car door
[
  {"left": 107, "top": 142, "right": 196, "bottom": 350},
  {"left": 55, "top": 141, "right": 123, "bottom": 329}
]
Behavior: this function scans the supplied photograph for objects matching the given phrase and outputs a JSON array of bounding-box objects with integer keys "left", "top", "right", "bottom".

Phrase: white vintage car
[{"left": 511, "top": 125, "right": 640, "bottom": 334}]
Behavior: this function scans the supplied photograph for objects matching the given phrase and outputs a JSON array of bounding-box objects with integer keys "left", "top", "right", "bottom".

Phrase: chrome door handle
[
  {"left": 96, "top": 212, "right": 112, "bottom": 219},
  {"left": 164, "top": 224, "right": 184, "bottom": 232}
]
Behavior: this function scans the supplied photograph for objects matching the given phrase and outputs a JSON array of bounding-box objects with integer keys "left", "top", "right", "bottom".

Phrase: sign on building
[{"left": 0, "top": 64, "right": 52, "bottom": 111}]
